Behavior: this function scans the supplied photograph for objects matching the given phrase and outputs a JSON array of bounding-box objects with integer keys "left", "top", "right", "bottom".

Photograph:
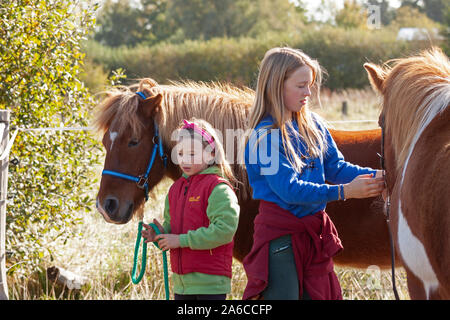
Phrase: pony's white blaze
[
  {"left": 397, "top": 83, "right": 450, "bottom": 299},
  {"left": 109, "top": 131, "right": 118, "bottom": 151}
]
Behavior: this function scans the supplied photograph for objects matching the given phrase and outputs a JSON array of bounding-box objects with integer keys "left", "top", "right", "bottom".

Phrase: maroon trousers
[{"left": 243, "top": 200, "right": 344, "bottom": 300}]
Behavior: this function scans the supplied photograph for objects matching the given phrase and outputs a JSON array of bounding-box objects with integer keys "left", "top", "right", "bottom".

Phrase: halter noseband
[{"left": 102, "top": 91, "right": 167, "bottom": 202}]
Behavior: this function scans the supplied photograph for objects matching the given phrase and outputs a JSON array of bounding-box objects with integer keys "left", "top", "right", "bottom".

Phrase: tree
[
  {"left": 0, "top": 0, "right": 101, "bottom": 276},
  {"left": 422, "top": 0, "right": 445, "bottom": 23},
  {"left": 166, "top": 0, "right": 246, "bottom": 40},
  {"left": 93, "top": 0, "right": 308, "bottom": 46},
  {"left": 400, "top": 0, "right": 423, "bottom": 11},
  {"left": 169, "top": 0, "right": 307, "bottom": 40},
  {"left": 94, "top": 0, "right": 173, "bottom": 47},
  {"left": 245, "top": 0, "right": 307, "bottom": 37},
  {"left": 310, "top": 0, "right": 340, "bottom": 25},
  {"left": 390, "top": 5, "right": 440, "bottom": 29},
  {"left": 441, "top": 1, "right": 450, "bottom": 54},
  {"left": 401, "top": 0, "right": 446, "bottom": 23},
  {"left": 335, "top": 0, "right": 367, "bottom": 29}
]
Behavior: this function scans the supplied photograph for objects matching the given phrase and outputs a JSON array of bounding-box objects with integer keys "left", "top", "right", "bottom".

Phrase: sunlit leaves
[{"left": 0, "top": 0, "right": 101, "bottom": 277}]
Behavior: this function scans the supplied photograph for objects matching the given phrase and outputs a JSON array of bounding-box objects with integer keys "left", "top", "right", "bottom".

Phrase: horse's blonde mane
[
  {"left": 94, "top": 78, "right": 255, "bottom": 200},
  {"left": 382, "top": 47, "right": 450, "bottom": 170},
  {"left": 147, "top": 79, "right": 254, "bottom": 149},
  {"left": 93, "top": 86, "right": 146, "bottom": 138}
]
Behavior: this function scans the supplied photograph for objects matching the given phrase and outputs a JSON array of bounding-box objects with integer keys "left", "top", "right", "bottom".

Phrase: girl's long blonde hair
[
  {"left": 245, "top": 47, "right": 327, "bottom": 173},
  {"left": 176, "top": 117, "right": 238, "bottom": 187}
]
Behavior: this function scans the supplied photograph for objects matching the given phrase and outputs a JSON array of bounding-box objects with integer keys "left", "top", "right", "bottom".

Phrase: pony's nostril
[
  {"left": 104, "top": 197, "right": 119, "bottom": 215},
  {"left": 125, "top": 202, "right": 134, "bottom": 218}
]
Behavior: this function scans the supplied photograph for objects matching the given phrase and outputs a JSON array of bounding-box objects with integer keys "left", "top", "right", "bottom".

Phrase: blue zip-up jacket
[{"left": 244, "top": 113, "right": 377, "bottom": 218}]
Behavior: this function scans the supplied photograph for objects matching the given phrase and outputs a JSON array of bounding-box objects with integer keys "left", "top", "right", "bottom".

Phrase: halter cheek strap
[{"left": 379, "top": 113, "right": 400, "bottom": 301}]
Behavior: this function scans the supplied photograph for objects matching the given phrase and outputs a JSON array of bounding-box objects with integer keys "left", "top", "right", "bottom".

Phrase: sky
[{"left": 299, "top": 0, "right": 402, "bottom": 22}]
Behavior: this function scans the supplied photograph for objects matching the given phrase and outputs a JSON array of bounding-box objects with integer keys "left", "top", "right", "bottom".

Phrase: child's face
[
  {"left": 176, "top": 137, "right": 214, "bottom": 176},
  {"left": 283, "top": 65, "right": 313, "bottom": 114}
]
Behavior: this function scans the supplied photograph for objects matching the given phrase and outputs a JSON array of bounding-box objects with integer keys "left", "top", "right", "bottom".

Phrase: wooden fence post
[
  {"left": 0, "top": 110, "right": 10, "bottom": 300},
  {"left": 342, "top": 101, "right": 348, "bottom": 116}
]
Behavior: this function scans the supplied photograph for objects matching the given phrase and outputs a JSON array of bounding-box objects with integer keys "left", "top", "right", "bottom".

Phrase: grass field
[{"left": 7, "top": 87, "right": 410, "bottom": 300}]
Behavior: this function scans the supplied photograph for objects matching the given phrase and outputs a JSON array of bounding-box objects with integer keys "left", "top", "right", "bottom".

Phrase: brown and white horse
[
  {"left": 364, "top": 47, "right": 450, "bottom": 299},
  {"left": 94, "top": 78, "right": 395, "bottom": 271}
]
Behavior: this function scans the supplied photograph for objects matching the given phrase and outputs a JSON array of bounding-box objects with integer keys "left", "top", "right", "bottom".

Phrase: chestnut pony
[
  {"left": 365, "top": 47, "right": 450, "bottom": 299},
  {"left": 94, "top": 78, "right": 394, "bottom": 270}
]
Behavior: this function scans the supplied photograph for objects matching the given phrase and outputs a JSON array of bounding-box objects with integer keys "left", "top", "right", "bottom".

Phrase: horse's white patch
[
  {"left": 397, "top": 204, "right": 439, "bottom": 299},
  {"left": 400, "top": 84, "right": 450, "bottom": 188},
  {"left": 109, "top": 131, "right": 118, "bottom": 151},
  {"left": 396, "top": 84, "right": 449, "bottom": 299}
]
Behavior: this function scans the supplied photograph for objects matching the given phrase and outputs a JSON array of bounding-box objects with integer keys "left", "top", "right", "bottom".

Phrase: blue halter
[{"left": 102, "top": 92, "right": 167, "bottom": 201}]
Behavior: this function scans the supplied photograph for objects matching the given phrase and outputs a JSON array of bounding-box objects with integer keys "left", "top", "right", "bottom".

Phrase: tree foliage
[
  {"left": 401, "top": 0, "right": 446, "bottom": 23},
  {"left": 0, "top": 0, "right": 101, "bottom": 276},
  {"left": 167, "top": 0, "right": 258, "bottom": 40},
  {"left": 335, "top": 0, "right": 367, "bottom": 29},
  {"left": 94, "top": 0, "right": 307, "bottom": 47},
  {"left": 442, "top": 1, "right": 450, "bottom": 55},
  {"left": 86, "top": 26, "right": 431, "bottom": 90},
  {"left": 391, "top": 5, "right": 441, "bottom": 29},
  {"left": 94, "top": 0, "right": 174, "bottom": 47}
]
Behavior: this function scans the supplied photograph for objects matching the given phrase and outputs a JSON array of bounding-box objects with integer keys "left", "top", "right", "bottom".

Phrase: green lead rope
[{"left": 131, "top": 221, "right": 170, "bottom": 300}]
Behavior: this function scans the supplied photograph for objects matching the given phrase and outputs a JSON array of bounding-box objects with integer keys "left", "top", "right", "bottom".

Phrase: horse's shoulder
[{"left": 402, "top": 106, "right": 450, "bottom": 206}]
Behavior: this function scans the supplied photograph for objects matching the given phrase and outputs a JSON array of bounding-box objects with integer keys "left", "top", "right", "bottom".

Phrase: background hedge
[{"left": 85, "top": 27, "right": 434, "bottom": 90}]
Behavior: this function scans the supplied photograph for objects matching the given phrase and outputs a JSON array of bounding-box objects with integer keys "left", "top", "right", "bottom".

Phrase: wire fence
[{"left": 0, "top": 119, "right": 379, "bottom": 163}]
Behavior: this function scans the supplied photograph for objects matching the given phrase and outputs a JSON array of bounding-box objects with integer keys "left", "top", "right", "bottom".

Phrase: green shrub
[
  {"left": 85, "top": 27, "right": 436, "bottom": 90},
  {"left": 0, "top": 0, "right": 101, "bottom": 276},
  {"left": 79, "top": 58, "right": 110, "bottom": 94}
]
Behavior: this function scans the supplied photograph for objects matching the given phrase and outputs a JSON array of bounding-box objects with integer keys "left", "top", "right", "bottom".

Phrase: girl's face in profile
[
  {"left": 283, "top": 65, "right": 313, "bottom": 114},
  {"left": 176, "top": 137, "right": 214, "bottom": 176}
]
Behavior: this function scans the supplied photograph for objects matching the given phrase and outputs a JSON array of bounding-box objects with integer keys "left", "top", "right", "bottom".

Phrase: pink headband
[{"left": 181, "top": 119, "right": 215, "bottom": 150}]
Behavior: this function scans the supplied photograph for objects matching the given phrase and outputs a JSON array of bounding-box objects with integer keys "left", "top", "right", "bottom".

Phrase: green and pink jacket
[{"left": 162, "top": 166, "right": 239, "bottom": 295}]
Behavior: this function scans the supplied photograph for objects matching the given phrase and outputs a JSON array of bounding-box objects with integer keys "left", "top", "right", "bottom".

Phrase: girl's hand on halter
[
  {"left": 155, "top": 234, "right": 181, "bottom": 251},
  {"left": 375, "top": 169, "right": 388, "bottom": 200},
  {"left": 142, "top": 219, "right": 164, "bottom": 243},
  {"left": 343, "top": 172, "right": 385, "bottom": 199}
]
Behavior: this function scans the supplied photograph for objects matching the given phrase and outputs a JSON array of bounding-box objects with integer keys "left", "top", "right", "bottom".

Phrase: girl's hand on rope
[
  {"left": 142, "top": 219, "right": 164, "bottom": 243},
  {"left": 155, "top": 234, "right": 180, "bottom": 251},
  {"left": 344, "top": 172, "right": 385, "bottom": 199}
]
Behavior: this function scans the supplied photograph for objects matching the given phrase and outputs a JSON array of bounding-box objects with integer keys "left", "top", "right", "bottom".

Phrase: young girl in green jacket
[{"left": 142, "top": 118, "right": 240, "bottom": 300}]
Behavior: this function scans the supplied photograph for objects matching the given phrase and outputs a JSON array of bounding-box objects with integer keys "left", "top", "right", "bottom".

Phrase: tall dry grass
[{"left": 7, "top": 87, "right": 410, "bottom": 300}]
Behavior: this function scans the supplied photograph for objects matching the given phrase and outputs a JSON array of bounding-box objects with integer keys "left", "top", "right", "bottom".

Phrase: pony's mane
[
  {"left": 152, "top": 80, "right": 255, "bottom": 199},
  {"left": 92, "top": 79, "right": 160, "bottom": 138},
  {"left": 94, "top": 78, "right": 255, "bottom": 200},
  {"left": 147, "top": 79, "right": 254, "bottom": 149},
  {"left": 382, "top": 47, "right": 450, "bottom": 170}
]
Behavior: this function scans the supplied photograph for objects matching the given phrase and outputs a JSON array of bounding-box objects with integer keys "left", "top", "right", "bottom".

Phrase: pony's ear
[
  {"left": 364, "top": 63, "right": 386, "bottom": 93},
  {"left": 141, "top": 94, "right": 163, "bottom": 118}
]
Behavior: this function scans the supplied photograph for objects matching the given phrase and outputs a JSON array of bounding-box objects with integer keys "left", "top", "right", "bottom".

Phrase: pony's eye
[{"left": 128, "top": 139, "right": 140, "bottom": 147}]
